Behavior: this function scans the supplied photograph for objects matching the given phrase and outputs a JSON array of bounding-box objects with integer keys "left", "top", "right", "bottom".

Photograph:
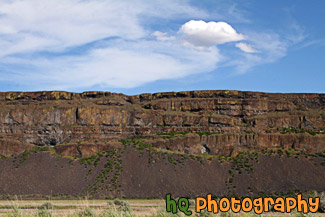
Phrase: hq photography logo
[{"left": 165, "top": 194, "right": 320, "bottom": 215}]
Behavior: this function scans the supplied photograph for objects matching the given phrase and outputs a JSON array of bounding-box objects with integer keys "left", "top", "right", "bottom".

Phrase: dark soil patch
[{"left": 0, "top": 148, "right": 324, "bottom": 199}]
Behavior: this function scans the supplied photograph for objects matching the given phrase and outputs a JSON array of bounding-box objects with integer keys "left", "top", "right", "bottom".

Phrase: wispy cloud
[
  {"left": 0, "top": 0, "right": 306, "bottom": 91},
  {"left": 0, "top": 38, "right": 221, "bottom": 89},
  {"left": 152, "top": 31, "right": 176, "bottom": 41},
  {"left": 227, "top": 32, "right": 289, "bottom": 73},
  {"left": 0, "top": 0, "right": 215, "bottom": 90},
  {"left": 235, "top": 43, "right": 259, "bottom": 53},
  {"left": 295, "top": 39, "right": 325, "bottom": 50}
]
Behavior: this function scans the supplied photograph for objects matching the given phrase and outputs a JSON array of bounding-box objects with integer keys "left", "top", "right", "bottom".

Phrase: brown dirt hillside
[{"left": 0, "top": 146, "right": 324, "bottom": 198}]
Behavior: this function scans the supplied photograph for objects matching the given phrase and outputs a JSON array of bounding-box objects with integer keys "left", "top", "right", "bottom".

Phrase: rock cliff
[
  {"left": 0, "top": 90, "right": 324, "bottom": 198},
  {"left": 0, "top": 90, "right": 324, "bottom": 157}
]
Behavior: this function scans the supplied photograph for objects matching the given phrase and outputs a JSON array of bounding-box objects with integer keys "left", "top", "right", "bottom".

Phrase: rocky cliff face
[
  {"left": 0, "top": 90, "right": 324, "bottom": 198},
  {"left": 0, "top": 90, "right": 324, "bottom": 157}
]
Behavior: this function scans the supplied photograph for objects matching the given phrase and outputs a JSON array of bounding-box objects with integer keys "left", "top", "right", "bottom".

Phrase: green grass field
[{"left": 0, "top": 199, "right": 324, "bottom": 216}]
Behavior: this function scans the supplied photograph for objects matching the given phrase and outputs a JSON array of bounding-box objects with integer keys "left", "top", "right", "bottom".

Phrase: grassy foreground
[{"left": 0, "top": 199, "right": 324, "bottom": 217}]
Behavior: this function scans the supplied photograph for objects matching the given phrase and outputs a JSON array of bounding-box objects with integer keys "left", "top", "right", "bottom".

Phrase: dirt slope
[{"left": 0, "top": 146, "right": 324, "bottom": 198}]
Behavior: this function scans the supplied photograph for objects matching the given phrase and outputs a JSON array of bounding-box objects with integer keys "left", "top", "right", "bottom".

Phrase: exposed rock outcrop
[{"left": 0, "top": 90, "right": 323, "bottom": 156}]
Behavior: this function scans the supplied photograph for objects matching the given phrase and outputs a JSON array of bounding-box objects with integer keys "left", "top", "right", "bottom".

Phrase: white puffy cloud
[
  {"left": 152, "top": 31, "right": 176, "bottom": 41},
  {"left": 178, "top": 20, "right": 244, "bottom": 47},
  {"left": 235, "top": 42, "right": 259, "bottom": 53}
]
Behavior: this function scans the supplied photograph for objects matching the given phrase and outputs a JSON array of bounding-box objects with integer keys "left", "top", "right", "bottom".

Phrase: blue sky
[{"left": 0, "top": 0, "right": 324, "bottom": 94}]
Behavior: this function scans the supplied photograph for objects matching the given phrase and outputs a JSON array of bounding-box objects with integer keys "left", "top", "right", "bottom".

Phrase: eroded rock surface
[{"left": 0, "top": 90, "right": 324, "bottom": 157}]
